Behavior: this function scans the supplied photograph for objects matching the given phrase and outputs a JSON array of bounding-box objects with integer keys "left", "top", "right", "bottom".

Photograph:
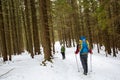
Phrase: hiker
[
  {"left": 61, "top": 45, "right": 65, "bottom": 59},
  {"left": 75, "top": 36, "right": 90, "bottom": 75}
]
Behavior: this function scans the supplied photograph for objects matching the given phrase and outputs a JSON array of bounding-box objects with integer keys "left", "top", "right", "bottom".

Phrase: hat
[{"left": 80, "top": 36, "right": 86, "bottom": 40}]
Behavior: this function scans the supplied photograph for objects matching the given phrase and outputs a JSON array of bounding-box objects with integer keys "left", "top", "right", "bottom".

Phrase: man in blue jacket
[{"left": 75, "top": 36, "right": 90, "bottom": 75}]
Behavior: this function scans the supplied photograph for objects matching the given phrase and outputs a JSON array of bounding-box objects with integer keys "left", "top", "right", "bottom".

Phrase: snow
[{"left": 0, "top": 42, "right": 120, "bottom": 80}]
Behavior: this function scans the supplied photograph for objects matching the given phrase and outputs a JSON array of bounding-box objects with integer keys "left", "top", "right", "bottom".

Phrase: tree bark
[{"left": 39, "top": 0, "right": 52, "bottom": 62}]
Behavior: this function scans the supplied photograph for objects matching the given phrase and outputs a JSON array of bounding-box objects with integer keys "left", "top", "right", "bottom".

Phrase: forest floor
[{"left": 0, "top": 42, "right": 120, "bottom": 80}]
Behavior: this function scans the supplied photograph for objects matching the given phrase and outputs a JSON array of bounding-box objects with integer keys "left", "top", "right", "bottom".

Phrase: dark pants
[
  {"left": 80, "top": 54, "right": 88, "bottom": 74},
  {"left": 61, "top": 52, "right": 65, "bottom": 59}
]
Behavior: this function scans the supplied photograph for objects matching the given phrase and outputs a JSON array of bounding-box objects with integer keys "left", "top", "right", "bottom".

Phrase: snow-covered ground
[{"left": 0, "top": 42, "right": 120, "bottom": 80}]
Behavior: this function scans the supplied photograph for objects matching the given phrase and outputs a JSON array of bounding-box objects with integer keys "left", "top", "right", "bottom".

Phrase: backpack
[{"left": 80, "top": 39, "right": 89, "bottom": 54}]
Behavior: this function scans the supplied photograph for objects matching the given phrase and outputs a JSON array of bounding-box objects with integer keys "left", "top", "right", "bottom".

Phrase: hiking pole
[
  {"left": 90, "top": 53, "right": 92, "bottom": 72},
  {"left": 75, "top": 54, "right": 80, "bottom": 72}
]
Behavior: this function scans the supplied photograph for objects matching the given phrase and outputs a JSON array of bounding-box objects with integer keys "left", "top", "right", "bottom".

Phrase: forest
[{"left": 0, "top": 0, "right": 120, "bottom": 62}]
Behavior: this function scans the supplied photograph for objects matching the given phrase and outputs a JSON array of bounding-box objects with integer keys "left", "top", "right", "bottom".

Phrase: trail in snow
[
  {"left": 0, "top": 42, "right": 120, "bottom": 80},
  {"left": 0, "top": 68, "right": 14, "bottom": 79}
]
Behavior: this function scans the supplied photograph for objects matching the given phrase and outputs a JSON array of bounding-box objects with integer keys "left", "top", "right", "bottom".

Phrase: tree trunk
[
  {"left": 0, "top": 0, "right": 8, "bottom": 61},
  {"left": 24, "top": 0, "right": 34, "bottom": 58},
  {"left": 30, "top": 0, "right": 40, "bottom": 55},
  {"left": 71, "top": 0, "right": 80, "bottom": 43},
  {"left": 39, "top": 0, "right": 52, "bottom": 62}
]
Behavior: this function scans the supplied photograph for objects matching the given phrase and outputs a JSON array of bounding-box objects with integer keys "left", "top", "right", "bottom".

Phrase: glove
[
  {"left": 89, "top": 49, "right": 92, "bottom": 54},
  {"left": 75, "top": 49, "right": 79, "bottom": 54}
]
